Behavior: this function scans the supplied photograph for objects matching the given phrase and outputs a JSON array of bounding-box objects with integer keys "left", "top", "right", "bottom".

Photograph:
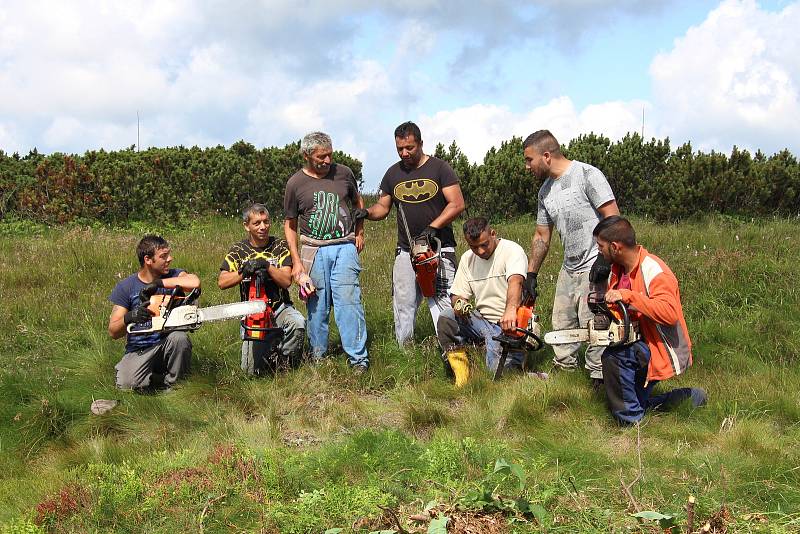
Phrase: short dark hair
[
  {"left": 462, "top": 217, "right": 490, "bottom": 240},
  {"left": 394, "top": 121, "right": 422, "bottom": 143},
  {"left": 136, "top": 235, "right": 169, "bottom": 266},
  {"left": 522, "top": 129, "right": 561, "bottom": 155},
  {"left": 592, "top": 216, "right": 636, "bottom": 247}
]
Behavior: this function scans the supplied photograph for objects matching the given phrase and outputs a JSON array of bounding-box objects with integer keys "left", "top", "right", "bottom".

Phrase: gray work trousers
[
  {"left": 241, "top": 304, "right": 306, "bottom": 375},
  {"left": 115, "top": 331, "right": 192, "bottom": 389},
  {"left": 392, "top": 248, "right": 456, "bottom": 345},
  {"left": 551, "top": 267, "right": 604, "bottom": 379}
]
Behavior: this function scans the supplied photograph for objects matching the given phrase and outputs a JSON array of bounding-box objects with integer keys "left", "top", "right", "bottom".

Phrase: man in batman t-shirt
[{"left": 355, "top": 121, "right": 465, "bottom": 345}]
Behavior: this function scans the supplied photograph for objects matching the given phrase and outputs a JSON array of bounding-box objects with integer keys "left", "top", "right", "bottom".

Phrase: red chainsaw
[
  {"left": 239, "top": 268, "right": 283, "bottom": 342},
  {"left": 398, "top": 203, "right": 441, "bottom": 297}
]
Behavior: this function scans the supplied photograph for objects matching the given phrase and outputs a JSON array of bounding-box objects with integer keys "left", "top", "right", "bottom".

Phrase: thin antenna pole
[
  {"left": 641, "top": 107, "right": 645, "bottom": 139},
  {"left": 137, "top": 111, "right": 140, "bottom": 152}
]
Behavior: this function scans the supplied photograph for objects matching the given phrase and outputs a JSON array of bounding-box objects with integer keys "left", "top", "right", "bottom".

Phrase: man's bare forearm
[{"left": 528, "top": 237, "right": 550, "bottom": 273}]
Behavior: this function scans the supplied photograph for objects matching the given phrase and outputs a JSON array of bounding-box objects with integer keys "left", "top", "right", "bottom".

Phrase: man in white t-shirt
[{"left": 436, "top": 217, "right": 530, "bottom": 386}]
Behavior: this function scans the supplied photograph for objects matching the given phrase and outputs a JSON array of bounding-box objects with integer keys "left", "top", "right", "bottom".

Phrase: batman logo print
[{"left": 394, "top": 179, "right": 439, "bottom": 203}]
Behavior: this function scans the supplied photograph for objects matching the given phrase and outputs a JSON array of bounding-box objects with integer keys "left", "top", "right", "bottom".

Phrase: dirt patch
[{"left": 281, "top": 429, "right": 322, "bottom": 447}]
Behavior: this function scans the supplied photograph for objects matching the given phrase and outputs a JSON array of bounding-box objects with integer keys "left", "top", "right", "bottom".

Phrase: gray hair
[
  {"left": 242, "top": 203, "right": 270, "bottom": 223},
  {"left": 300, "top": 131, "right": 332, "bottom": 156}
]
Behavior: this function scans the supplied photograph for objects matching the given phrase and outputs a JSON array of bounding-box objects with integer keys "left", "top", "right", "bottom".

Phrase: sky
[{"left": 0, "top": 0, "right": 798, "bottom": 191}]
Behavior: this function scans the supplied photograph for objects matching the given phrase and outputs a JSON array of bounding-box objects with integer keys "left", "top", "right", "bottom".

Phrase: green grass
[{"left": 1, "top": 214, "right": 799, "bottom": 533}]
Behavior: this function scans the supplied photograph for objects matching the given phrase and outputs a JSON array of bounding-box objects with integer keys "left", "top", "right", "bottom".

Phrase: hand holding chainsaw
[
  {"left": 124, "top": 304, "right": 153, "bottom": 325},
  {"left": 239, "top": 259, "right": 269, "bottom": 279}
]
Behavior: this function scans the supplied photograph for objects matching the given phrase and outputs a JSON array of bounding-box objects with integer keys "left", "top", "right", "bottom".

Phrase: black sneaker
[
  {"left": 352, "top": 364, "right": 369, "bottom": 376},
  {"left": 591, "top": 378, "right": 605, "bottom": 392}
]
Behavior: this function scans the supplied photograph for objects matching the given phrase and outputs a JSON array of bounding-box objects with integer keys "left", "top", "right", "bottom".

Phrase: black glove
[
  {"left": 352, "top": 208, "right": 369, "bottom": 221},
  {"left": 123, "top": 304, "right": 152, "bottom": 325},
  {"left": 418, "top": 226, "right": 439, "bottom": 240},
  {"left": 137, "top": 279, "right": 164, "bottom": 304},
  {"left": 524, "top": 272, "right": 538, "bottom": 300},
  {"left": 239, "top": 259, "right": 269, "bottom": 279},
  {"left": 589, "top": 254, "right": 611, "bottom": 284}
]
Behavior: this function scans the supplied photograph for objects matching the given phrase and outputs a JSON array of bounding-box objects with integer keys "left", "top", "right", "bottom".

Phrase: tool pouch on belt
[{"left": 445, "top": 347, "right": 470, "bottom": 388}]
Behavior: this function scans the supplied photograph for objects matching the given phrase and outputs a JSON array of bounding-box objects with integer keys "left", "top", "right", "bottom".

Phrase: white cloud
[
  {"left": 650, "top": 0, "right": 800, "bottom": 153},
  {"left": 418, "top": 96, "right": 651, "bottom": 163}
]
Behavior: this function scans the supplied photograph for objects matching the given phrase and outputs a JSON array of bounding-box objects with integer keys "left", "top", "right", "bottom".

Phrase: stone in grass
[{"left": 90, "top": 399, "right": 119, "bottom": 415}]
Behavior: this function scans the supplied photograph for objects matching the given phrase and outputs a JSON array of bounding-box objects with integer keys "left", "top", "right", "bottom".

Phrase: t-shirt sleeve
[
  {"left": 504, "top": 242, "right": 529, "bottom": 281},
  {"left": 220, "top": 246, "right": 238, "bottom": 272},
  {"left": 275, "top": 239, "right": 293, "bottom": 268},
  {"left": 438, "top": 160, "right": 460, "bottom": 187},
  {"left": 378, "top": 168, "right": 392, "bottom": 198},
  {"left": 109, "top": 280, "right": 132, "bottom": 309},
  {"left": 585, "top": 166, "right": 615, "bottom": 208},
  {"left": 449, "top": 253, "right": 473, "bottom": 299},
  {"left": 283, "top": 177, "right": 298, "bottom": 219},
  {"left": 346, "top": 167, "right": 359, "bottom": 204},
  {"left": 536, "top": 192, "right": 552, "bottom": 226}
]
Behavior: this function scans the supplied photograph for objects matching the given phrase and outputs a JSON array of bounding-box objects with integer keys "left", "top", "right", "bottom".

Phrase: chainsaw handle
[
  {"left": 515, "top": 327, "right": 543, "bottom": 351},
  {"left": 609, "top": 301, "right": 630, "bottom": 347}
]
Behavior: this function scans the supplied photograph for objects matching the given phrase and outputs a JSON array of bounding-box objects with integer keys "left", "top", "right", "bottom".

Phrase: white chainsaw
[
  {"left": 127, "top": 287, "right": 266, "bottom": 334},
  {"left": 544, "top": 298, "right": 640, "bottom": 347}
]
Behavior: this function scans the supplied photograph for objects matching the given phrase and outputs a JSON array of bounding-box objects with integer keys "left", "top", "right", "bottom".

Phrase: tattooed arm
[{"left": 528, "top": 224, "right": 552, "bottom": 273}]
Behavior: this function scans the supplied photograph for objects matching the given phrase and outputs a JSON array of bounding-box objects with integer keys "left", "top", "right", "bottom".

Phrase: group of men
[{"left": 108, "top": 124, "right": 705, "bottom": 424}]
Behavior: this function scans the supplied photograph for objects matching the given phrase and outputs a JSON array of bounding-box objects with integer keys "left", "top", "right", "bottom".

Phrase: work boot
[{"left": 444, "top": 347, "right": 470, "bottom": 388}]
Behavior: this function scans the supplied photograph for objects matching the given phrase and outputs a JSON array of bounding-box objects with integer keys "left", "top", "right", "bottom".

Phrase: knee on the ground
[{"left": 436, "top": 311, "right": 460, "bottom": 348}]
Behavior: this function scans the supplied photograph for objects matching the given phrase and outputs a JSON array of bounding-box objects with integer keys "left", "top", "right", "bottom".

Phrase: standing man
[
  {"left": 218, "top": 203, "right": 305, "bottom": 375},
  {"left": 108, "top": 235, "right": 200, "bottom": 391},
  {"left": 436, "top": 217, "right": 531, "bottom": 386},
  {"left": 593, "top": 216, "right": 706, "bottom": 423},
  {"left": 356, "top": 121, "right": 465, "bottom": 344},
  {"left": 284, "top": 132, "right": 369, "bottom": 373},
  {"left": 523, "top": 130, "right": 619, "bottom": 388}
]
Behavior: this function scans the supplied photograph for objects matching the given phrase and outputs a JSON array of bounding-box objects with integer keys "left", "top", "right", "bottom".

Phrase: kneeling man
[
  {"left": 437, "top": 217, "right": 529, "bottom": 386},
  {"left": 594, "top": 216, "right": 706, "bottom": 424},
  {"left": 108, "top": 235, "right": 200, "bottom": 390},
  {"left": 218, "top": 203, "right": 305, "bottom": 374}
]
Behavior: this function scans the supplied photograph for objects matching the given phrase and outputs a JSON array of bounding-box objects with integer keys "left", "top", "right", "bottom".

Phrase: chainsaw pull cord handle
[{"left": 608, "top": 300, "right": 630, "bottom": 347}]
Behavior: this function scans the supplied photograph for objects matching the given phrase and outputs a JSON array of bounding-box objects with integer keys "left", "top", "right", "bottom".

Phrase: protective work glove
[
  {"left": 352, "top": 208, "right": 369, "bottom": 221},
  {"left": 588, "top": 254, "right": 611, "bottom": 284},
  {"left": 239, "top": 259, "right": 269, "bottom": 279},
  {"left": 524, "top": 272, "right": 538, "bottom": 300},
  {"left": 138, "top": 279, "right": 164, "bottom": 304},
  {"left": 418, "top": 225, "right": 439, "bottom": 241},
  {"left": 123, "top": 304, "right": 153, "bottom": 325}
]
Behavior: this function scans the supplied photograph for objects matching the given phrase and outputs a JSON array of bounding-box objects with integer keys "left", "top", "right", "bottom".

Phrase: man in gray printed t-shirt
[{"left": 522, "top": 130, "right": 619, "bottom": 387}]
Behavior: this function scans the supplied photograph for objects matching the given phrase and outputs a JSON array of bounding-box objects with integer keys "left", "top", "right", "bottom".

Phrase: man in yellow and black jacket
[{"left": 218, "top": 203, "right": 305, "bottom": 375}]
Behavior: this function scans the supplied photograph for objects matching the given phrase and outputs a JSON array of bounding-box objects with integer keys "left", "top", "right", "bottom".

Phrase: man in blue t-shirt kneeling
[{"left": 108, "top": 235, "right": 201, "bottom": 391}]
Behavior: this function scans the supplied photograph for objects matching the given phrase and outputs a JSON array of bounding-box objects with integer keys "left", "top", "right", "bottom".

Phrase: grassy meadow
[{"left": 0, "top": 213, "right": 799, "bottom": 533}]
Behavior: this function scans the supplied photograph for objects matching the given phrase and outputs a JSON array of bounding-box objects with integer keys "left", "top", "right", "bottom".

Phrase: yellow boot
[{"left": 446, "top": 348, "right": 470, "bottom": 388}]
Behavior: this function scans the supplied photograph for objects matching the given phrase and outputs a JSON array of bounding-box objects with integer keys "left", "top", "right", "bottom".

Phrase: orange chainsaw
[
  {"left": 398, "top": 203, "right": 441, "bottom": 297},
  {"left": 491, "top": 285, "right": 543, "bottom": 380}
]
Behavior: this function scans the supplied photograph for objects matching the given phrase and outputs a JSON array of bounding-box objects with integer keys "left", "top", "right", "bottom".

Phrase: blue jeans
[
  {"left": 437, "top": 308, "right": 525, "bottom": 373},
  {"left": 602, "top": 341, "right": 706, "bottom": 424},
  {"left": 307, "top": 243, "right": 368, "bottom": 366}
]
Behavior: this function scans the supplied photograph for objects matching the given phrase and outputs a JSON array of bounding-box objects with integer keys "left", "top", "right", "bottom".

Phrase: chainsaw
[
  {"left": 398, "top": 203, "right": 441, "bottom": 298},
  {"left": 240, "top": 269, "right": 283, "bottom": 342},
  {"left": 543, "top": 296, "right": 639, "bottom": 347},
  {"left": 491, "top": 287, "right": 544, "bottom": 380},
  {"left": 127, "top": 287, "right": 266, "bottom": 334}
]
